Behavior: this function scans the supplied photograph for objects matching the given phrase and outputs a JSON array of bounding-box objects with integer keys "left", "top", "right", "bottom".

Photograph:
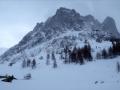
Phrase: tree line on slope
[
  {"left": 46, "top": 51, "right": 57, "bottom": 68},
  {"left": 62, "top": 43, "right": 93, "bottom": 65},
  {"left": 96, "top": 41, "right": 120, "bottom": 59},
  {"left": 21, "top": 40, "right": 120, "bottom": 69},
  {"left": 22, "top": 59, "right": 36, "bottom": 69}
]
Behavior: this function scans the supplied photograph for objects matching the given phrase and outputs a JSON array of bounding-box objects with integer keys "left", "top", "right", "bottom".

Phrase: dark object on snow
[
  {"left": 8, "top": 62, "right": 14, "bottom": 66},
  {"left": 1, "top": 75, "right": 17, "bottom": 83},
  {"left": 117, "top": 62, "right": 120, "bottom": 73},
  {"left": 95, "top": 81, "right": 98, "bottom": 84},
  {"left": 24, "top": 73, "right": 31, "bottom": 80},
  {"left": 0, "top": 75, "right": 7, "bottom": 79},
  {"left": 100, "top": 81, "right": 104, "bottom": 84}
]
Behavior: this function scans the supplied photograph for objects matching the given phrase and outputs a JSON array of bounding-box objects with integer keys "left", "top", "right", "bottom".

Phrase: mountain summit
[
  {"left": 0, "top": 7, "right": 119, "bottom": 63},
  {"left": 102, "top": 16, "right": 120, "bottom": 38}
]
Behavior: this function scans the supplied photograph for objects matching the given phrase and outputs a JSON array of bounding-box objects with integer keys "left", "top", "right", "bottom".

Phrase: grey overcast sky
[{"left": 0, "top": 0, "right": 120, "bottom": 48}]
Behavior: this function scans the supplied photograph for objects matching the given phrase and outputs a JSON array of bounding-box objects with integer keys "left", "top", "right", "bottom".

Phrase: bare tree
[
  {"left": 116, "top": 62, "right": 120, "bottom": 73},
  {"left": 46, "top": 53, "right": 50, "bottom": 65},
  {"left": 22, "top": 59, "right": 27, "bottom": 68},
  {"left": 96, "top": 52, "right": 102, "bottom": 59},
  {"left": 52, "top": 52, "right": 57, "bottom": 68},
  {"left": 31, "top": 59, "right": 36, "bottom": 69},
  {"left": 27, "top": 59, "right": 31, "bottom": 67},
  {"left": 21, "top": 51, "right": 28, "bottom": 61}
]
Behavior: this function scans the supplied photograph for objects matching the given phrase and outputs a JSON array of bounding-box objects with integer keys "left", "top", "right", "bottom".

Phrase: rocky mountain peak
[
  {"left": 56, "top": 7, "right": 79, "bottom": 16},
  {"left": 102, "top": 16, "right": 120, "bottom": 38},
  {"left": 103, "top": 16, "right": 115, "bottom": 24},
  {"left": 54, "top": 7, "right": 81, "bottom": 23},
  {"left": 84, "top": 15, "right": 95, "bottom": 21},
  {"left": 44, "top": 7, "right": 83, "bottom": 33},
  {"left": 0, "top": 7, "right": 120, "bottom": 63}
]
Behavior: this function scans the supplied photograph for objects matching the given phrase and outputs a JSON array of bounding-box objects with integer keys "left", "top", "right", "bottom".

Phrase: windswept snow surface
[{"left": 0, "top": 57, "right": 120, "bottom": 90}]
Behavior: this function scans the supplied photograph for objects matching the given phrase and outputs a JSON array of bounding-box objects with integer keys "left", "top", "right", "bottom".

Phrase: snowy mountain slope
[
  {"left": 0, "top": 7, "right": 120, "bottom": 64},
  {"left": 0, "top": 57, "right": 120, "bottom": 90},
  {"left": 0, "top": 30, "right": 112, "bottom": 65}
]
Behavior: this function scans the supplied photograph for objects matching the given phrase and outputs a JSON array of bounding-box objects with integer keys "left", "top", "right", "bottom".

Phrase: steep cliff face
[
  {"left": 102, "top": 16, "right": 120, "bottom": 38},
  {"left": 0, "top": 7, "right": 119, "bottom": 63}
]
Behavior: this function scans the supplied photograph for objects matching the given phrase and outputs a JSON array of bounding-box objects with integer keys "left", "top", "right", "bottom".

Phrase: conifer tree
[
  {"left": 27, "top": 59, "right": 31, "bottom": 67},
  {"left": 117, "top": 62, "right": 120, "bottom": 73},
  {"left": 22, "top": 59, "right": 27, "bottom": 68},
  {"left": 46, "top": 53, "right": 50, "bottom": 65},
  {"left": 102, "top": 49, "right": 108, "bottom": 59},
  {"left": 31, "top": 59, "right": 36, "bottom": 69},
  {"left": 51, "top": 52, "right": 57, "bottom": 68}
]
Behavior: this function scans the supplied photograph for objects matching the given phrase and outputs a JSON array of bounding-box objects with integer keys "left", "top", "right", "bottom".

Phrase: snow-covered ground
[{"left": 0, "top": 57, "right": 120, "bottom": 90}]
